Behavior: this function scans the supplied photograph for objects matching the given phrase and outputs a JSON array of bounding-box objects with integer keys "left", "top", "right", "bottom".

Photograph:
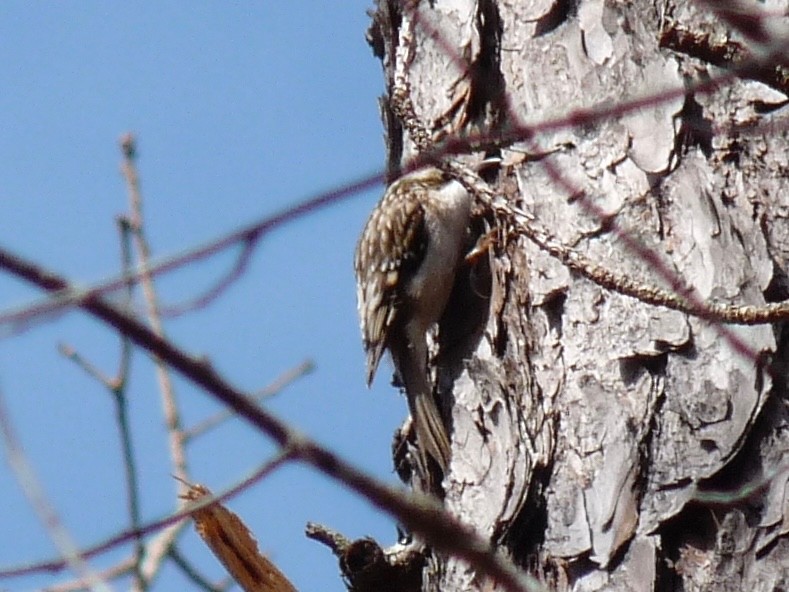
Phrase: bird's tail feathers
[{"left": 409, "top": 389, "right": 451, "bottom": 473}]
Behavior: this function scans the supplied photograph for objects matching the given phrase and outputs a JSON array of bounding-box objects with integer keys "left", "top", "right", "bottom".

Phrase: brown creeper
[{"left": 354, "top": 167, "right": 472, "bottom": 473}]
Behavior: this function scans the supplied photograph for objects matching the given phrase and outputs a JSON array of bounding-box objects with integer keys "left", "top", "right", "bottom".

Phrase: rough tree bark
[{"left": 364, "top": 1, "right": 789, "bottom": 591}]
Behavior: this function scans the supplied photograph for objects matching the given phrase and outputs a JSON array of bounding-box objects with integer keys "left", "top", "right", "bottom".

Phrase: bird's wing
[{"left": 354, "top": 187, "right": 429, "bottom": 386}]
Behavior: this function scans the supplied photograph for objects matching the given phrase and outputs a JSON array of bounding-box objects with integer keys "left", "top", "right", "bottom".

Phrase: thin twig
[
  {"left": 184, "top": 359, "right": 315, "bottom": 441},
  {"left": 57, "top": 343, "right": 115, "bottom": 387},
  {"left": 159, "top": 237, "right": 257, "bottom": 317},
  {"left": 169, "top": 546, "right": 232, "bottom": 592},
  {"left": 120, "top": 133, "right": 189, "bottom": 489},
  {"left": 114, "top": 382, "right": 145, "bottom": 589},
  {"left": 0, "top": 448, "right": 292, "bottom": 580},
  {"left": 116, "top": 217, "right": 135, "bottom": 392},
  {"left": 113, "top": 216, "right": 145, "bottom": 589},
  {"left": 689, "top": 460, "right": 789, "bottom": 505},
  {"left": 0, "top": 389, "right": 111, "bottom": 592},
  {"left": 42, "top": 558, "right": 135, "bottom": 592},
  {"left": 119, "top": 134, "right": 191, "bottom": 592}
]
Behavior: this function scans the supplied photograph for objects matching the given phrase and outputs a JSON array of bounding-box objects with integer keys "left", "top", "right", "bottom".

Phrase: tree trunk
[{"left": 367, "top": 1, "right": 789, "bottom": 590}]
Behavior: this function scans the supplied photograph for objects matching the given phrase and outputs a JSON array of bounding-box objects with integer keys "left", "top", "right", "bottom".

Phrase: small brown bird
[{"left": 354, "top": 167, "right": 472, "bottom": 473}]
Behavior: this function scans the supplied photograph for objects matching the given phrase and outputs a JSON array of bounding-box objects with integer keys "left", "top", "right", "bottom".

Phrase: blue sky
[{"left": 0, "top": 4, "right": 404, "bottom": 590}]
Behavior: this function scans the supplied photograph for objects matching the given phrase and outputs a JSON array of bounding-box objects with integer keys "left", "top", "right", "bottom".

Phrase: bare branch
[
  {"left": 120, "top": 133, "right": 190, "bottom": 497},
  {"left": 115, "top": 216, "right": 135, "bottom": 391},
  {"left": 305, "top": 522, "right": 352, "bottom": 556}
]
